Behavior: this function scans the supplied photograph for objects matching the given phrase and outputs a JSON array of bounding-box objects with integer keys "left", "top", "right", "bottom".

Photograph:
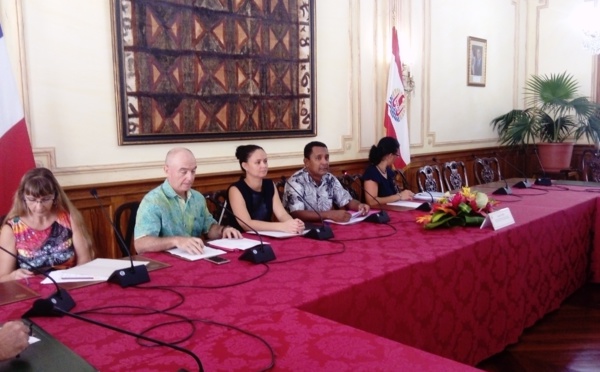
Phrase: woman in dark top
[
  {"left": 362, "top": 137, "right": 414, "bottom": 207},
  {"left": 228, "top": 145, "right": 305, "bottom": 233}
]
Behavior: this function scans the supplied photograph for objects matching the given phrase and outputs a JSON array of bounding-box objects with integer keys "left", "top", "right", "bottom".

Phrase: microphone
[
  {"left": 342, "top": 171, "right": 389, "bottom": 223},
  {"left": 0, "top": 245, "right": 75, "bottom": 318},
  {"left": 90, "top": 189, "right": 150, "bottom": 287},
  {"left": 472, "top": 154, "right": 512, "bottom": 195},
  {"left": 415, "top": 190, "right": 433, "bottom": 211},
  {"left": 492, "top": 176, "right": 512, "bottom": 195},
  {"left": 205, "top": 195, "right": 275, "bottom": 264},
  {"left": 281, "top": 176, "right": 334, "bottom": 240},
  {"left": 493, "top": 151, "right": 532, "bottom": 188},
  {"left": 533, "top": 147, "right": 552, "bottom": 186}
]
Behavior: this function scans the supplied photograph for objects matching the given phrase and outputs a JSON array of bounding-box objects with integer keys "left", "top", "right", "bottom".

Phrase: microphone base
[
  {"left": 534, "top": 177, "right": 552, "bottom": 186},
  {"left": 492, "top": 187, "right": 512, "bottom": 195},
  {"left": 513, "top": 180, "right": 532, "bottom": 189},
  {"left": 22, "top": 288, "right": 75, "bottom": 318},
  {"left": 364, "top": 211, "right": 390, "bottom": 224},
  {"left": 108, "top": 265, "right": 150, "bottom": 288},
  {"left": 416, "top": 202, "right": 432, "bottom": 211},
  {"left": 238, "top": 244, "right": 276, "bottom": 264},
  {"left": 304, "top": 225, "right": 334, "bottom": 240}
]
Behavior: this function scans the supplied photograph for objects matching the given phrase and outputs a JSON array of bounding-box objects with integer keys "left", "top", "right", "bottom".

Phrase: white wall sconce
[
  {"left": 573, "top": 5, "right": 600, "bottom": 55},
  {"left": 582, "top": 27, "right": 600, "bottom": 55}
]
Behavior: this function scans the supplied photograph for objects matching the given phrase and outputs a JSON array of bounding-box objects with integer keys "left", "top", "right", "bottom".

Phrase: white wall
[{"left": 0, "top": 0, "right": 597, "bottom": 187}]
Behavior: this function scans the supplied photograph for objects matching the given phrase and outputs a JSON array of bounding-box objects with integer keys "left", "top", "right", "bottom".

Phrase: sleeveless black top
[{"left": 227, "top": 179, "right": 275, "bottom": 231}]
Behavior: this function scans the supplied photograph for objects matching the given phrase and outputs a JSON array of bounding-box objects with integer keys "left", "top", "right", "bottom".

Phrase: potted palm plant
[{"left": 490, "top": 72, "right": 600, "bottom": 172}]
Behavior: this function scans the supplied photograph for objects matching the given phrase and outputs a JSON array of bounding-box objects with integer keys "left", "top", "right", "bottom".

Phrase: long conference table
[{"left": 1, "top": 180, "right": 599, "bottom": 371}]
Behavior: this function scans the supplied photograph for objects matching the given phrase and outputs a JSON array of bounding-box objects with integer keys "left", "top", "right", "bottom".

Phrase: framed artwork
[
  {"left": 467, "top": 36, "right": 487, "bottom": 87},
  {"left": 111, "top": 0, "right": 316, "bottom": 145}
]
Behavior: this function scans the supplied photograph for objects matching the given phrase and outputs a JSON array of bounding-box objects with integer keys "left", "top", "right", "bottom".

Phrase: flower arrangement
[{"left": 416, "top": 187, "right": 497, "bottom": 229}]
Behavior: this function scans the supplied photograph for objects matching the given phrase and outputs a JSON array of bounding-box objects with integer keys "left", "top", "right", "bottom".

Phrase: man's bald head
[{"left": 164, "top": 147, "right": 197, "bottom": 198}]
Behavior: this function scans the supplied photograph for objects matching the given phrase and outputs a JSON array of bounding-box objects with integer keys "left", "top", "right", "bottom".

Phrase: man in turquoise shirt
[{"left": 134, "top": 147, "right": 241, "bottom": 254}]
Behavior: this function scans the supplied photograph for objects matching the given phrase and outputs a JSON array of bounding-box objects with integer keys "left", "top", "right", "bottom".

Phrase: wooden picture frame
[
  {"left": 111, "top": 0, "right": 316, "bottom": 145},
  {"left": 467, "top": 36, "right": 487, "bottom": 87}
]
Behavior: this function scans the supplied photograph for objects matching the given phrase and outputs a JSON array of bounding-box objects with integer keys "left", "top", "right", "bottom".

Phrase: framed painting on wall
[
  {"left": 111, "top": 0, "right": 316, "bottom": 145},
  {"left": 467, "top": 36, "right": 487, "bottom": 87}
]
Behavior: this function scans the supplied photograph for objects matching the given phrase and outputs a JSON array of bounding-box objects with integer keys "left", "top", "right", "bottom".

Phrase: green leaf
[
  {"left": 464, "top": 215, "right": 485, "bottom": 225},
  {"left": 425, "top": 214, "right": 455, "bottom": 229}
]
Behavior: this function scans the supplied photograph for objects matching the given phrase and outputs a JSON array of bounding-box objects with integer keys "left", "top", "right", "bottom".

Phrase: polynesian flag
[
  {"left": 0, "top": 22, "right": 35, "bottom": 215},
  {"left": 383, "top": 26, "right": 410, "bottom": 169}
]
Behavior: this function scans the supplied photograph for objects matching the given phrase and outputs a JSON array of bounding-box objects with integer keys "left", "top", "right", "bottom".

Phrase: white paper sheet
[
  {"left": 324, "top": 210, "right": 374, "bottom": 225},
  {"left": 246, "top": 230, "right": 308, "bottom": 238},
  {"left": 387, "top": 200, "right": 425, "bottom": 208},
  {"left": 41, "top": 258, "right": 150, "bottom": 284},
  {"left": 413, "top": 192, "right": 446, "bottom": 202},
  {"left": 206, "top": 237, "right": 266, "bottom": 251},
  {"left": 167, "top": 246, "right": 226, "bottom": 261}
]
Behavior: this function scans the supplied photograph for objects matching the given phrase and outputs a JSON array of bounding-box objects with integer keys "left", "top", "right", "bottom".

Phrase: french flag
[{"left": 0, "top": 23, "right": 35, "bottom": 215}]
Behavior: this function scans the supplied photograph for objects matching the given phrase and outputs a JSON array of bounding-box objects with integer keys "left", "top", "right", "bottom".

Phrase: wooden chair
[
  {"left": 275, "top": 178, "right": 286, "bottom": 200},
  {"left": 113, "top": 201, "right": 140, "bottom": 257},
  {"left": 443, "top": 161, "right": 468, "bottom": 191},
  {"left": 393, "top": 169, "right": 411, "bottom": 191},
  {"left": 417, "top": 165, "right": 445, "bottom": 193},
  {"left": 206, "top": 189, "right": 229, "bottom": 225},
  {"left": 474, "top": 157, "right": 502, "bottom": 184},
  {"left": 338, "top": 173, "right": 362, "bottom": 201},
  {"left": 581, "top": 149, "right": 600, "bottom": 182}
]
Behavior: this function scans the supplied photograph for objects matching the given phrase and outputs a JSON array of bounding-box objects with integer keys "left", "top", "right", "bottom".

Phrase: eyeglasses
[{"left": 24, "top": 197, "right": 54, "bottom": 205}]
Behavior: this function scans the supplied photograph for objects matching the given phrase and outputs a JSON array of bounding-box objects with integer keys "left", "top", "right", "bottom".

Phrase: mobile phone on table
[{"left": 205, "top": 256, "right": 230, "bottom": 265}]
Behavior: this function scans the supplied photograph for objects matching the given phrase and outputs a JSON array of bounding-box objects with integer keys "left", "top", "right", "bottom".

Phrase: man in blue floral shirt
[
  {"left": 283, "top": 141, "right": 370, "bottom": 223},
  {"left": 134, "top": 147, "right": 242, "bottom": 255}
]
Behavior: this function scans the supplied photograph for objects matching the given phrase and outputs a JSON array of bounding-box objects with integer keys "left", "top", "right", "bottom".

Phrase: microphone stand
[
  {"left": 0, "top": 245, "right": 75, "bottom": 318},
  {"left": 492, "top": 178, "right": 512, "bottom": 195},
  {"left": 493, "top": 151, "right": 532, "bottom": 188},
  {"left": 343, "top": 172, "right": 389, "bottom": 223},
  {"left": 281, "top": 176, "right": 334, "bottom": 240},
  {"left": 533, "top": 147, "right": 552, "bottom": 186},
  {"left": 415, "top": 191, "right": 433, "bottom": 211},
  {"left": 205, "top": 195, "right": 276, "bottom": 264},
  {"left": 90, "top": 189, "right": 150, "bottom": 287}
]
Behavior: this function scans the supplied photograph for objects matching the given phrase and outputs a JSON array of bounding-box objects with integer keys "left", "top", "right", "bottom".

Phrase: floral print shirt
[
  {"left": 282, "top": 168, "right": 352, "bottom": 213},
  {"left": 7, "top": 210, "right": 76, "bottom": 270}
]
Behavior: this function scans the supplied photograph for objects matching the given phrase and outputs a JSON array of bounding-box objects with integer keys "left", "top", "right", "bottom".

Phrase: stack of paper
[
  {"left": 413, "top": 192, "right": 446, "bottom": 202},
  {"left": 167, "top": 246, "right": 226, "bottom": 261}
]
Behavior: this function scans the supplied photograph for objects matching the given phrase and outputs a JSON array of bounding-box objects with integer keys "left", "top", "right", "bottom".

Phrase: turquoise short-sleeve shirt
[{"left": 134, "top": 180, "right": 217, "bottom": 240}]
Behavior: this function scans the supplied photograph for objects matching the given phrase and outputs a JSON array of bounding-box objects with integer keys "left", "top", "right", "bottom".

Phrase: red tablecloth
[{"left": 2, "top": 184, "right": 598, "bottom": 371}]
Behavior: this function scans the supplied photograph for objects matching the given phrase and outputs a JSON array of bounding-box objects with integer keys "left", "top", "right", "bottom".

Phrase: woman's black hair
[
  {"left": 235, "top": 144, "right": 264, "bottom": 172},
  {"left": 368, "top": 136, "right": 400, "bottom": 164}
]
